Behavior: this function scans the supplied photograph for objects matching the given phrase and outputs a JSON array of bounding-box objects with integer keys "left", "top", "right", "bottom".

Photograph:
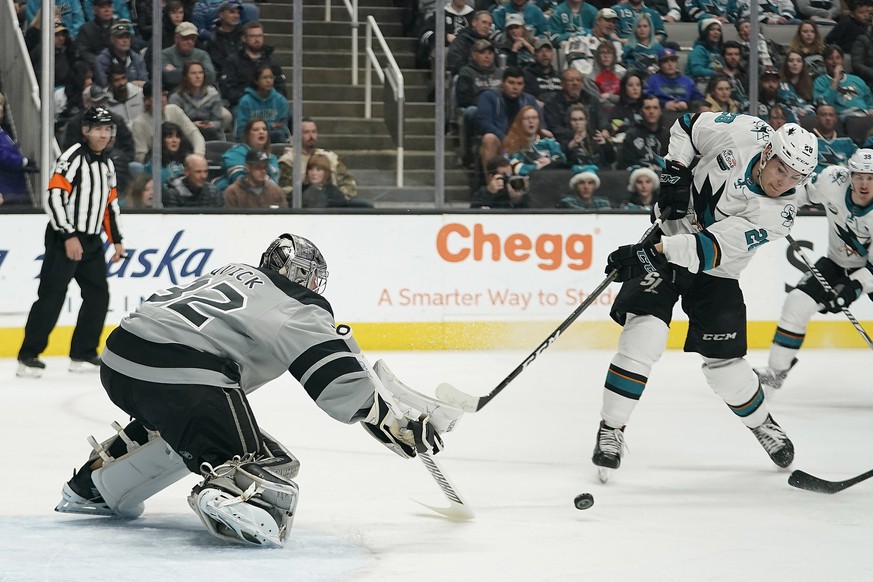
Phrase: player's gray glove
[
  {"left": 361, "top": 394, "right": 444, "bottom": 459},
  {"left": 821, "top": 277, "right": 863, "bottom": 313},
  {"left": 658, "top": 160, "right": 692, "bottom": 220},
  {"left": 606, "top": 242, "right": 667, "bottom": 282}
]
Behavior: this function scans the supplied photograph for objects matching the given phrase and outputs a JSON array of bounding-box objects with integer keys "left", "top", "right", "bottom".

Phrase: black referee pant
[{"left": 19, "top": 224, "right": 110, "bottom": 361}]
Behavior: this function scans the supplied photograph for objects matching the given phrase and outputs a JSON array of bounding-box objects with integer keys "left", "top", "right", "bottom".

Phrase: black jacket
[{"left": 220, "top": 45, "right": 287, "bottom": 107}]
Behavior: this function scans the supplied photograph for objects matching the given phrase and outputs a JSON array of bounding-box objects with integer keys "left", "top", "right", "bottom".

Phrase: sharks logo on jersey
[
  {"left": 835, "top": 222, "right": 870, "bottom": 257},
  {"left": 750, "top": 120, "right": 772, "bottom": 143},
  {"left": 781, "top": 204, "right": 797, "bottom": 227}
]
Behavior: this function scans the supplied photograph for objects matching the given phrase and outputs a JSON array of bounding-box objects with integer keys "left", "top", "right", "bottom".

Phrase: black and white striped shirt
[{"left": 44, "top": 143, "right": 123, "bottom": 243}]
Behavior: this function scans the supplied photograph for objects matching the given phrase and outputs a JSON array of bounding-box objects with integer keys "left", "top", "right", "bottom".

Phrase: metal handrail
[
  {"left": 364, "top": 16, "right": 404, "bottom": 188},
  {"left": 324, "top": 0, "right": 359, "bottom": 85},
  {"left": 0, "top": 0, "right": 59, "bottom": 205}
]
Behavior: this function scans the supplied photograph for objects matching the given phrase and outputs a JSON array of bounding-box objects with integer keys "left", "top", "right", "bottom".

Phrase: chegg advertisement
[{"left": 1, "top": 212, "right": 861, "bottom": 352}]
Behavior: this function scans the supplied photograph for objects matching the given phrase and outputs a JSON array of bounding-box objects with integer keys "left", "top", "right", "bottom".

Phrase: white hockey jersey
[
  {"left": 803, "top": 165, "right": 873, "bottom": 292},
  {"left": 659, "top": 112, "right": 804, "bottom": 280}
]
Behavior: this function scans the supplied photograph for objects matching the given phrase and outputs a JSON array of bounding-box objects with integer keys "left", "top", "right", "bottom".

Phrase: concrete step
[
  {"left": 264, "top": 0, "right": 401, "bottom": 6},
  {"left": 286, "top": 83, "right": 430, "bottom": 102},
  {"left": 354, "top": 168, "right": 470, "bottom": 187},
  {"left": 312, "top": 116, "right": 443, "bottom": 137},
  {"left": 282, "top": 67, "right": 430, "bottom": 86},
  {"left": 358, "top": 185, "right": 471, "bottom": 206},
  {"left": 314, "top": 132, "right": 454, "bottom": 150},
  {"left": 258, "top": 4, "right": 404, "bottom": 22},
  {"left": 273, "top": 49, "right": 418, "bottom": 69},
  {"left": 300, "top": 99, "right": 435, "bottom": 118},
  {"left": 272, "top": 34, "right": 417, "bottom": 51},
  {"left": 261, "top": 18, "right": 404, "bottom": 37},
  {"left": 339, "top": 150, "right": 458, "bottom": 171}
]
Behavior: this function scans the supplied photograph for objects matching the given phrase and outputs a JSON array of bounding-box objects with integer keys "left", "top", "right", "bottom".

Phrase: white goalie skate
[{"left": 188, "top": 456, "right": 299, "bottom": 548}]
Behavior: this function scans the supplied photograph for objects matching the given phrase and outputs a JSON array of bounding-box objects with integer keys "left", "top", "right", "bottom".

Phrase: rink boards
[{"left": 0, "top": 212, "right": 868, "bottom": 355}]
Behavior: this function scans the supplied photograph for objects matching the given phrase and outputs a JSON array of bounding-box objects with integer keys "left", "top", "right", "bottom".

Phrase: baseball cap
[
  {"left": 111, "top": 19, "right": 133, "bottom": 36},
  {"left": 88, "top": 84, "right": 111, "bottom": 103},
  {"left": 220, "top": 0, "right": 243, "bottom": 11},
  {"left": 54, "top": 21, "right": 67, "bottom": 34},
  {"left": 93, "top": 0, "right": 113, "bottom": 5},
  {"left": 505, "top": 13, "right": 524, "bottom": 28},
  {"left": 658, "top": 47, "right": 679, "bottom": 61},
  {"left": 472, "top": 39, "right": 495, "bottom": 53},
  {"left": 246, "top": 149, "right": 271, "bottom": 164},
  {"left": 761, "top": 65, "right": 781, "bottom": 78},
  {"left": 175, "top": 21, "right": 198, "bottom": 37},
  {"left": 596, "top": 8, "right": 619, "bottom": 20},
  {"left": 534, "top": 38, "right": 554, "bottom": 50}
]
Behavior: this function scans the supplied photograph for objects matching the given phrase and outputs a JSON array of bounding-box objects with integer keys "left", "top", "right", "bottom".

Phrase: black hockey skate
[
  {"left": 592, "top": 421, "right": 626, "bottom": 483},
  {"left": 55, "top": 469, "right": 112, "bottom": 516},
  {"left": 16, "top": 357, "right": 46, "bottom": 378},
  {"left": 750, "top": 414, "right": 794, "bottom": 468}
]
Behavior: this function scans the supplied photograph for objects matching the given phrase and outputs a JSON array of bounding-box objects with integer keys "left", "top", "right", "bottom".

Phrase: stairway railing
[
  {"left": 363, "top": 15, "right": 404, "bottom": 188},
  {"left": 324, "top": 0, "right": 359, "bottom": 85}
]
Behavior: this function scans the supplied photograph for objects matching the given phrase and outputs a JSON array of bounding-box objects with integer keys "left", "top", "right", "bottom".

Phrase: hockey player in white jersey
[
  {"left": 594, "top": 112, "right": 818, "bottom": 481},
  {"left": 54, "top": 233, "right": 447, "bottom": 547},
  {"left": 755, "top": 149, "right": 873, "bottom": 392}
]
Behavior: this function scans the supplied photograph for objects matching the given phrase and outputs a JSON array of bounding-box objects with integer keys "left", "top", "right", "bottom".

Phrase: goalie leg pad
[
  {"left": 188, "top": 456, "right": 300, "bottom": 547},
  {"left": 90, "top": 435, "right": 190, "bottom": 518}
]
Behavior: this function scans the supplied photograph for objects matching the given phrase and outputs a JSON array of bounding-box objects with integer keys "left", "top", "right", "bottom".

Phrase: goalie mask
[{"left": 260, "top": 233, "right": 328, "bottom": 293}]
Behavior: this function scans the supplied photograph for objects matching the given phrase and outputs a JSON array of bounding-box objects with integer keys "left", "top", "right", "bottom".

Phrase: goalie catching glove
[
  {"left": 362, "top": 394, "right": 445, "bottom": 459},
  {"left": 606, "top": 242, "right": 668, "bottom": 282}
]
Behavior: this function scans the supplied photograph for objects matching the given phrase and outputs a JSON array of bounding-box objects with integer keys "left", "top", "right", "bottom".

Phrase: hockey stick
[
  {"left": 414, "top": 452, "right": 474, "bottom": 520},
  {"left": 785, "top": 235, "right": 873, "bottom": 350},
  {"left": 436, "top": 212, "right": 670, "bottom": 413},
  {"left": 788, "top": 467, "right": 873, "bottom": 494}
]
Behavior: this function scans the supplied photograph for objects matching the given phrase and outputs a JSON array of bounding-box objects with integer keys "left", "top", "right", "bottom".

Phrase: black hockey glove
[
  {"left": 822, "top": 278, "right": 863, "bottom": 313},
  {"left": 658, "top": 160, "right": 692, "bottom": 220},
  {"left": 606, "top": 242, "right": 667, "bottom": 282},
  {"left": 361, "top": 395, "right": 444, "bottom": 459}
]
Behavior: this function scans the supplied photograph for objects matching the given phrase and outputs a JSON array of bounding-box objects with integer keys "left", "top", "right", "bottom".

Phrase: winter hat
[
  {"left": 569, "top": 170, "right": 600, "bottom": 190},
  {"left": 628, "top": 167, "right": 660, "bottom": 192},
  {"left": 698, "top": 18, "right": 721, "bottom": 36}
]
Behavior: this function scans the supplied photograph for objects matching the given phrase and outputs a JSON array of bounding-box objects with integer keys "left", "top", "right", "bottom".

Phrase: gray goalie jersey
[
  {"left": 101, "top": 263, "right": 376, "bottom": 424},
  {"left": 659, "top": 112, "right": 804, "bottom": 280},
  {"left": 803, "top": 165, "right": 873, "bottom": 292}
]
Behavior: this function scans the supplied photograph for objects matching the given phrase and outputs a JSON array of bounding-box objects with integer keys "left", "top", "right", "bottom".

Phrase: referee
[{"left": 17, "top": 107, "right": 126, "bottom": 378}]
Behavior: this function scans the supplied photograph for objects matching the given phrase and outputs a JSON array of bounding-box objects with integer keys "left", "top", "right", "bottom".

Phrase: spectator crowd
[
  {"left": 3, "top": 0, "right": 873, "bottom": 210},
  {"left": 410, "top": 0, "right": 873, "bottom": 209},
  {"left": 3, "top": 0, "right": 369, "bottom": 209}
]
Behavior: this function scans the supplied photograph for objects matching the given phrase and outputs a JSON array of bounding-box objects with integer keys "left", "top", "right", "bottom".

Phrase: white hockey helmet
[
  {"left": 848, "top": 149, "right": 873, "bottom": 174},
  {"left": 260, "top": 233, "right": 329, "bottom": 293},
  {"left": 767, "top": 123, "right": 818, "bottom": 179}
]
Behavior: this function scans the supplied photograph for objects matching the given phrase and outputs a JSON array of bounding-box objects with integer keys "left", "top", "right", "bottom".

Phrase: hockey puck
[{"left": 574, "top": 493, "right": 594, "bottom": 510}]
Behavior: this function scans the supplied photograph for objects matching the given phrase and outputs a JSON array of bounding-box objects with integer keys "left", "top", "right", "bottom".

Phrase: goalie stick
[
  {"left": 435, "top": 211, "right": 670, "bottom": 413},
  {"left": 371, "top": 360, "right": 474, "bottom": 520},
  {"left": 785, "top": 235, "right": 873, "bottom": 350},
  {"left": 788, "top": 468, "right": 873, "bottom": 494},
  {"left": 415, "top": 452, "right": 474, "bottom": 520}
]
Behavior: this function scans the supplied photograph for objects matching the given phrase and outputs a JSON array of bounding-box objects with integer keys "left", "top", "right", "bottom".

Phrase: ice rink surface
[{"left": 1, "top": 349, "right": 871, "bottom": 581}]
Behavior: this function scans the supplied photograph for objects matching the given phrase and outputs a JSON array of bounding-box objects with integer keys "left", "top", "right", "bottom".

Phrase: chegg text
[{"left": 436, "top": 223, "right": 592, "bottom": 271}]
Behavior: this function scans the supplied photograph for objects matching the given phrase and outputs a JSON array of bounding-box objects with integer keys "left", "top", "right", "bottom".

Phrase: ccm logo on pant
[{"left": 702, "top": 333, "right": 738, "bottom": 340}]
